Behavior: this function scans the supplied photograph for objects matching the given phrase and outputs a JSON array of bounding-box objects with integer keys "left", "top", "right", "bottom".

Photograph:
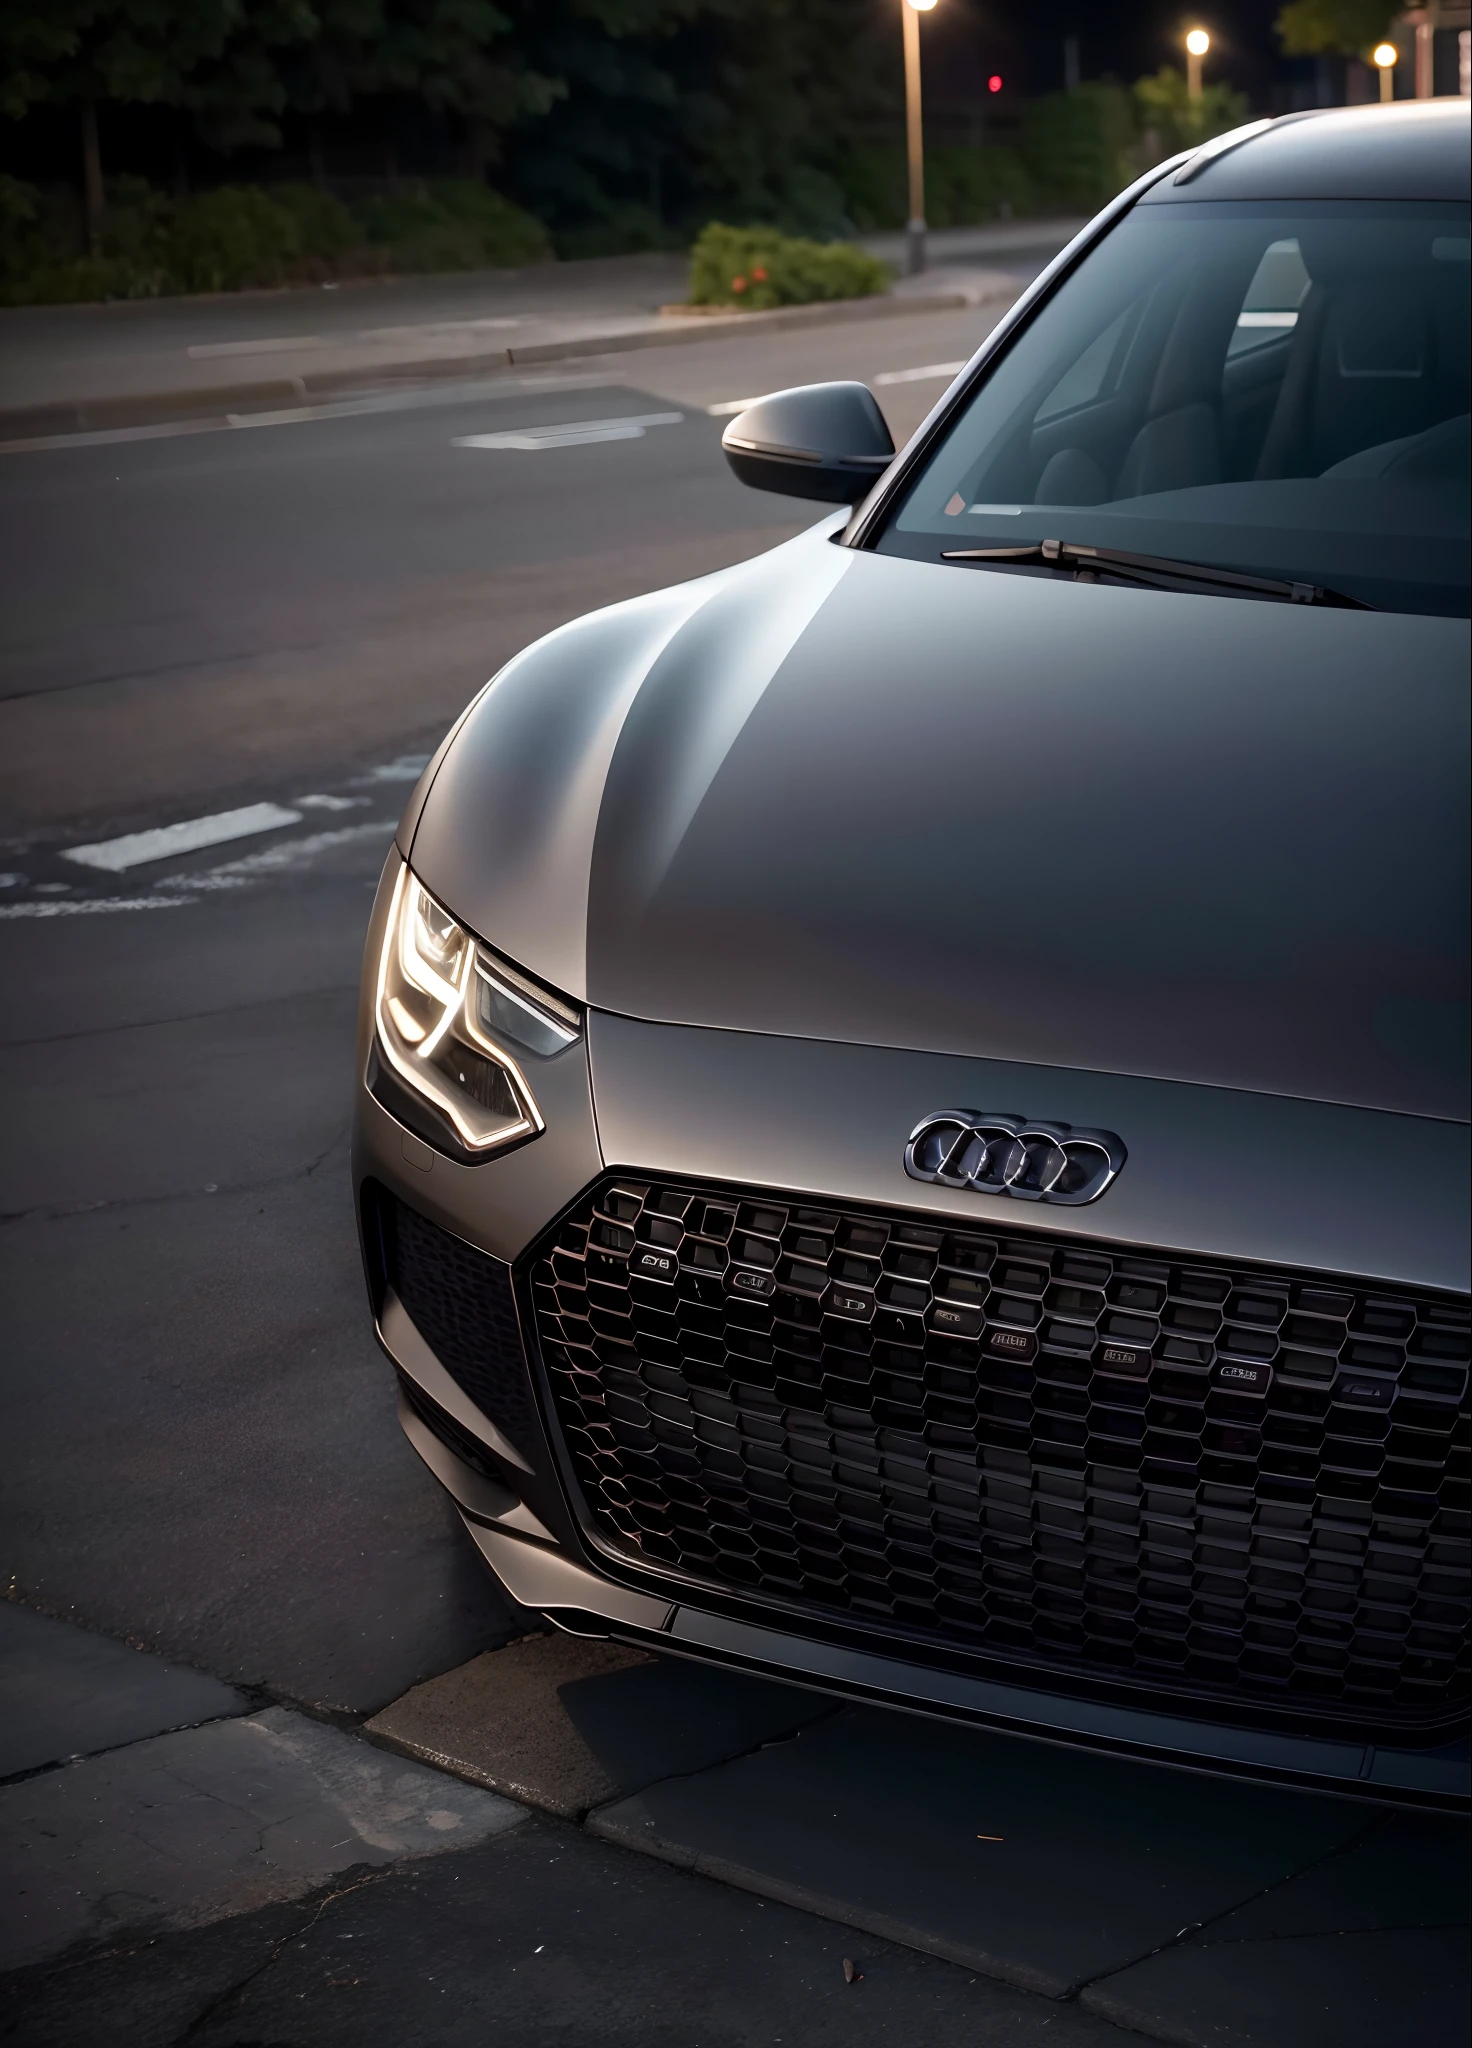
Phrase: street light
[
  {"left": 902, "top": 0, "right": 938, "bottom": 278},
  {"left": 1372, "top": 41, "right": 1398, "bottom": 102},
  {"left": 1185, "top": 28, "right": 1210, "bottom": 103}
]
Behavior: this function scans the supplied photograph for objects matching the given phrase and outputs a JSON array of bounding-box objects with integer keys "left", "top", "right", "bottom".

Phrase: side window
[
  {"left": 1228, "top": 238, "right": 1310, "bottom": 358},
  {"left": 1034, "top": 306, "right": 1132, "bottom": 422}
]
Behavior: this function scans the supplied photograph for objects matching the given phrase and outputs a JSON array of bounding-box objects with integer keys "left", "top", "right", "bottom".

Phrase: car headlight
[{"left": 372, "top": 860, "right": 580, "bottom": 1155}]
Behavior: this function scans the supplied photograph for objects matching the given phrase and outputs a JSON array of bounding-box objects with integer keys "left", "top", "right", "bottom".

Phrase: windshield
[{"left": 878, "top": 199, "right": 1470, "bottom": 617}]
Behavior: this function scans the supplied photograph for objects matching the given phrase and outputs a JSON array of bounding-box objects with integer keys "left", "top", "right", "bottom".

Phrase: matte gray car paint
[
  {"left": 410, "top": 519, "right": 850, "bottom": 1004},
  {"left": 359, "top": 101, "right": 1471, "bottom": 1798},
  {"left": 413, "top": 532, "right": 1468, "bottom": 1122}
]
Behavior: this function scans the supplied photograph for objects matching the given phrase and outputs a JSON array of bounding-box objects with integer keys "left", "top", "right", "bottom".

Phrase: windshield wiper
[{"left": 940, "top": 536, "right": 1374, "bottom": 609}]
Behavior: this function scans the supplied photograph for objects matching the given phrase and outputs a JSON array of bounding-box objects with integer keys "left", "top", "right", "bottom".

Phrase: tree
[
  {"left": 501, "top": 1, "right": 900, "bottom": 244},
  {"left": 1134, "top": 65, "right": 1249, "bottom": 159},
  {"left": 180, "top": 3, "right": 318, "bottom": 159},
  {"left": 1275, "top": 1, "right": 1400, "bottom": 56},
  {"left": 284, "top": 1, "right": 562, "bottom": 179},
  {"left": 1, "top": 4, "right": 247, "bottom": 243}
]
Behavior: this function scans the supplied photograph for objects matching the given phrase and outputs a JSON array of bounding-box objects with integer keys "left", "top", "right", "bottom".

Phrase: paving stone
[
  {"left": 0, "top": 1704, "right": 523, "bottom": 1972},
  {"left": 364, "top": 1631, "right": 832, "bottom": 1818},
  {"left": 1, "top": 1812, "right": 1142, "bottom": 2048},
  {"left": 0, "top": 1602, "right": 246, "bottom": 1780},
  {"left": 1077, "top": 1808, "right": 1472, "bottom": 2047},
  {"left": 1193, "top": 1808, "right": 1469, "bottom": 1939},
  {"left": 589, "top": 1705, "right": 1370, "bottom": 1998},
  {"left": 1082, "top": 1925, "right": 1470, "bottom": 2048}
]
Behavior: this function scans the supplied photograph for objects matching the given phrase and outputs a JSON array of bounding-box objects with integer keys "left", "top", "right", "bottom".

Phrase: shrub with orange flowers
[{"left": 687, "top": 222, "right": 887, "bottom": 311}]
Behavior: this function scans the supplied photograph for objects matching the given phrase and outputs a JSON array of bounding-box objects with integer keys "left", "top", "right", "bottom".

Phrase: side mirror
[{"left": 721, "top": 382, "right": 896, "bottom": 503}]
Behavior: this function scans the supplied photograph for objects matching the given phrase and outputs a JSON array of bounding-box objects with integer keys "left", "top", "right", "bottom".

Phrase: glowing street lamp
[
  {"left": 903, "top": 0, "right": 939, "bottom": 278},
  {"left": 1373, "top": 42, "right": 1398, "bottom": 101},
  {"left": 1185, "top": 27, "right": 1211, "bottom": 103}
]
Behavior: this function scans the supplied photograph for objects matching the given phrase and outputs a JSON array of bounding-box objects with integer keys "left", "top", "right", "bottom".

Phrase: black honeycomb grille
[
  {"left": 377, "top": 1192, "right": 539, "bottom": 1463},
  {"left": 531, "top": 1176, "right": 1471, "bottom": 1727}
]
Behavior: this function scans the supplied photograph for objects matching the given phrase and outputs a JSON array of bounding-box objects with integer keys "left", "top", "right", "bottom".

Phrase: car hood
[{"left": 410, "top": 520, "right": 1469, "bottom": 1120}]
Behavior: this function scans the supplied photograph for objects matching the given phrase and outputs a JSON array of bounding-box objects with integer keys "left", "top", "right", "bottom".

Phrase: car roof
[{"left": 1140, "top": 98, "right": 1470, "bottom": 204}]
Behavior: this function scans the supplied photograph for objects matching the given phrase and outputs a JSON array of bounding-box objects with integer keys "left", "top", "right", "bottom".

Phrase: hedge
[
  {"left": 0, "top": 176, "right": 551, "bottom": 306},
  {"left": 686, "top": 222, "right": 888, "bottom": 310}
]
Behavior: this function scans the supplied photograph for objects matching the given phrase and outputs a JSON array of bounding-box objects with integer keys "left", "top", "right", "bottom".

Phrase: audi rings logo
[{"left": 904, "top": 1110, "right": 1126, "bottom": 1206}]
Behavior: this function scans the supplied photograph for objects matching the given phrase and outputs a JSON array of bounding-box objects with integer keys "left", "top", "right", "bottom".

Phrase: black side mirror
[{"left": 721, "top": 382, "right": 896, "bottom": 503}]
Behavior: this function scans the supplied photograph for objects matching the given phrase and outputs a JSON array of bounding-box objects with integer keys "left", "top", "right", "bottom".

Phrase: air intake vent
[{"left": 372, "top": 1189, "right": 538, "bottom": 1464}]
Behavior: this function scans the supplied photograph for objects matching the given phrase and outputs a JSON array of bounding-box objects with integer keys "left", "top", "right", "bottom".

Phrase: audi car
[{"left": 355, "top": 99, "right": 1470, "bottom": 1805}]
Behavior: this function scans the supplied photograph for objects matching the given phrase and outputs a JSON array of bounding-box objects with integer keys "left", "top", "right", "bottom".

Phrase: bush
[
  {"left": 834, "top": 145, "right": 1036, "bottom": 232},
  {"left": 927, "top": 146, "right": 1036, "bottom": 226},
  {"left": 273, "top": 182, "right": 360, "bottom": 260},
  {"left": 0, "top": 174, "right": 550, "bottom": 305},
  {"left": 166, "top": 187, "right": 301, "bottom": 292},
  {"left": 686, "top": 222, "right": 888, "bottom": 310},
  {"left": 1023, "top": 83, "right": 1137, "bottom": 209},
  {"left": 0, "top": 175, "right": 43, "bottom": 297},
  {"left": 770, "top": 166, "right": 855, "bottom": 241},
  {"left": 552, "top": 203, "right": 682, "bottom": 260},
  {"left": 1132, "top": 68, "right": 1251, "bottom": 162},
  {"left": 0, "top": 174, "right": 173, "bottom": 303},
  {"left": 355, "top": 179, "right": 550, "bottom": 270}
]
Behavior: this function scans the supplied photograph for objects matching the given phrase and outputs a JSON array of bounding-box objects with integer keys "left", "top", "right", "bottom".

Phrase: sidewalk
[
  {"left": 4, "top": 1603, "right": 1466, "bottom": 2046},
  {"left": 0, "top": 1605, "right": 1133, "bottom": 2047},
  {"left": 0, "top": 221, "right": 1083, "bottom": 436}
]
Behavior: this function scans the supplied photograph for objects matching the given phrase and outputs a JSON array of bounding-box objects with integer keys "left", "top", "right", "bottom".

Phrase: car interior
[{"left": 929, "top": 220, "right": 1470, "bottom": 513}]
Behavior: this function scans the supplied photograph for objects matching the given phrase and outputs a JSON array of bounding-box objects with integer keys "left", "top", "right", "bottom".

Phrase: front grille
[
  {"left": 373, "top": 1190, "right": 540, "bottom": 1464},
  {"left": 530, "top": 1175, "right": 1471, "bottom": 1729}
]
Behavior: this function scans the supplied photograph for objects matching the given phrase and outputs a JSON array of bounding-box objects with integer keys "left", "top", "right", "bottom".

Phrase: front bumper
[{"left": 352, "top": 950, "right": 1470, "bottom": 1808}]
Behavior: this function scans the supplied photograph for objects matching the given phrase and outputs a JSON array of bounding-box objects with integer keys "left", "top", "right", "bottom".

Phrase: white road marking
[
  {"left": 356, "top": 754, "right": 431, "bottom": 784},
  {"left": 358, "top": 318, "right": 523, "bottom": 341},
  {"left": 62, "top": 802, "right": 303, "bottom": 873},
  {"left": 188, "top": 335, "right": 330, "bottom": 358},
  {"left": 175, "top": 817, "right": 397, "bottom": 891},
  {"left": 0, "top": 373, "right": 619, "bottom": 456},
  {"left": 710, "top": 365, "right": 964, "bottom": 418},
  {"left": 188, "top": 320, "right": 526, "bottom": 359},
  {"left": 294, "top": 792, "right": 366, "bottom": 811},
  {"left": 1, "top": 417, "right": 242, "bottom": 455},
  {"left": 0, "top": 893, "right": 189, "bottom": 921},
  {"left": 872, "top": 361, "right": 966, "bottom": 385},
  {"left": 2, "top": 818, "right": 397, "bottom": 920},
  {"left": 453, "top": 411, "right": 684, "bottom": 451}
]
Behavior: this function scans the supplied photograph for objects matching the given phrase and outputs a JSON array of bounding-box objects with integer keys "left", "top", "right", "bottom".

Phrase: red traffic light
[{"left": 988, "top": 73, "right": 1003, "bottom": 92}]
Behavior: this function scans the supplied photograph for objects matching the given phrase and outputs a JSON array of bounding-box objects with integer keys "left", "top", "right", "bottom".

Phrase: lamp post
[
  {"left": 1185, "top": 27, "right": 1210, "bottom": 103},
  {"left": 1373, "top": 41, "right": 1398, "bottom": 101},
  {"left": 903, "top": 0, "right": 938, "bottom": 278}
]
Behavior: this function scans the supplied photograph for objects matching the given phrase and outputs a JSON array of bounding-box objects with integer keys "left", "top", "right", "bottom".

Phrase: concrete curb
[
  {"left": 0, "top": 286, "right": 987, "bottom": 442},
  {"left": 585, "top": 1807, "right": 1070, "bottom": 1999}
]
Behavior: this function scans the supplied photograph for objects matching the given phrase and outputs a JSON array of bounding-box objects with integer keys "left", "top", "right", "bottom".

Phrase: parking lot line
[
  {"left": 62, "top": 801, "right": 304, "bottom": 872},
  {"left": 872, "top": 361, "right": 967, "bottom": 385},
  {"left": 453, "top": 411, "right": 685, "bottom": 451}
]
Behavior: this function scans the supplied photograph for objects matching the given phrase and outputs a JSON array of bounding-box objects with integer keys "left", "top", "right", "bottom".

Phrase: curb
[
  {"left": 0, "top": 286, "right": 988, "bottom": 443},
  {"left": 585, "top": 1808, "right": 1072, "bottom": 2001}
]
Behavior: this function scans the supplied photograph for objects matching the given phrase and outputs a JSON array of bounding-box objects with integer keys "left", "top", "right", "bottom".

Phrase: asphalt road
[
  {"left": 3, "top": 256, "right": 1469, "bottom": 2048},
  {"left": 0, "top": 289, "right": 1040, "bottom": 1717}
]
